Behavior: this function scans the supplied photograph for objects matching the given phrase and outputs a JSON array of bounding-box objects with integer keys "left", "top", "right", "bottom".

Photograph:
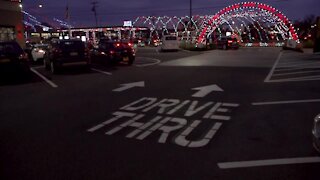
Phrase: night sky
[{"left": 23, "top": 0, "right": 320, "bottom": 27}]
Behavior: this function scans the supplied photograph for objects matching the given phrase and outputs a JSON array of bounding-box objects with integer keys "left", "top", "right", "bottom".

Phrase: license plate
[
  {"left": 70, "top": 52, "right": 78, "bottom": 56},
  {"left": 0, "top": 58, "right": 10, "bottom": 63},
  {"left": 123, "top": 57, "right": 129, "bottom": 61}
]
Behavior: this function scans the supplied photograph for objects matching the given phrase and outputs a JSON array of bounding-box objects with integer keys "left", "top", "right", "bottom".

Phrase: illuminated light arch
[{"left": 197, "top": 1, "right": 299, "bottom": 44}]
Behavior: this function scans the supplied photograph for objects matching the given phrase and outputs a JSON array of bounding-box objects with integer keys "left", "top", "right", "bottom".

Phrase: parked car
[
  {"left": 136, "top": 39, "right": 146, "bottom": 47},
  {"left": 216, "top": 37, "right": 239, "bottom": 50},
  {"left": 313, "top": 114, "right": 320, "bottom": 153},
  {"left": 44, "top": 39, "right": 90, "bottom": 74},
  {"left": 0, "top": 41, "right": 30, "bottom": 74},
  {"left": 161, "top": 35, "right": 179, "bottom": 51},
  {"left": 150, "top": 38, "right": 160, "bottom": 47},
  {"left": 31, "top": 43, "right": 48, "bottom": 62},
  {"left": 90, "top": 40, "right": 135, "bottom": 65}
]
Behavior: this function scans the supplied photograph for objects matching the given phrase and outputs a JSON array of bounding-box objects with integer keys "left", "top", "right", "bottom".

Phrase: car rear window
[
  {"left": 0, "top": 42, "right": 23, "bottom": 56},
  {"left": 58, "top": 41, "right": 85, "bottom": 50},
  {"left": 165, "top": 36, "right": 177, "bottom": 41}
]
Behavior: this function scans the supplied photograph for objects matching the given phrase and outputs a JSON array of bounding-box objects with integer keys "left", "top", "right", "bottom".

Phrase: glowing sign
[{"left": 123, "top": 21, "right": 132, "bottom": 27}]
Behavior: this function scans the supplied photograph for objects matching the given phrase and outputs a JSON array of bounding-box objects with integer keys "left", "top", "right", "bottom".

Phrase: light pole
[
  {"left": 188, "top": 0, "right": 192, "bottom": 41},
  {"left": 190, "top": 0, "right": 192, "bottom": 26},
  {"left": 91, "top": 1, "right": 98, "bottom": 27}
]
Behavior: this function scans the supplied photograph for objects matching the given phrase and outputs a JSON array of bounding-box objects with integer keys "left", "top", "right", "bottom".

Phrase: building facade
[{"left": 0, "top": 0, "right": 25, "bottom": 47}]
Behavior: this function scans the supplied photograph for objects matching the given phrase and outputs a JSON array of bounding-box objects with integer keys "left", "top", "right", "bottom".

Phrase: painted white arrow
[
  {"left": 192, "top": 84, "right": 223, "bottom": 98},
  {"left": 113, "top": 81, "right": 145, "bottom": 92}
]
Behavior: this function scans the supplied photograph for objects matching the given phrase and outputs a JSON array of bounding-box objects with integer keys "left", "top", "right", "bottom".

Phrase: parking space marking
[
  {"left": 252, "top": 99, "right": 320, "bottom": 106},
  {"left": 32, "top": 65, "right": 43, "bottom": 69},
  {"left": 272, "top": 70, "right": 320, "bottom": 77},
  {"left": 135, "top": 57, "right": 161, "bottom": 67},
  {"left": 265, "top": 52, "right": 320, "bottom": 83},
  {"left": 30, "top": 68, "right": 58, "bottom": 88},
  {"left": 180, "top": 49, "right": 191, "bottom": 53},
  {"left": 264, "top": 52, "right": 282, "bottom": 82},
  {"left": 218, "top": 157, "right": 320, "bottom": 169},
  {"left": 91, "top": 68, "right": 112, "bottom": 75}
]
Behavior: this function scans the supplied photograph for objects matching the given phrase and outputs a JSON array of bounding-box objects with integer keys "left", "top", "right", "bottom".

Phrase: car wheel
[
  {"left": 223, "top": 44, "right": 227, "bottom": 50},
  {"left": 50, "top": 61, "right": 59, "bottom": 74},
  {"left": 44, "top": 58, "right": 50, "bottom": 70},
  {"left": 128, "top": 58, "right": 134, "bottom": 66}
]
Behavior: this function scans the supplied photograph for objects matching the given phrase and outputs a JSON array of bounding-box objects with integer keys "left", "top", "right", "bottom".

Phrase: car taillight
[
  {"left": 228, "top": 40, "right": 233, "bottom": 43},
  {"left": 18, "top": 53, "right": 29, "bottom": 61},
  {"left": 128, "top": 43, "right": 133, "bottom": 47},
  {"left": 54, "top": 48, "right": 62, "bottom": 55},
  {"left": 109, "top": 50, "right": 115, "bottom": 55},
  {"left": 115, "top": 43, "right": 121, "bottom": 48}
]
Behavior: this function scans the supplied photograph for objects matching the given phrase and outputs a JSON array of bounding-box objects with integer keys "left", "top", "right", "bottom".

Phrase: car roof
[{"left": 0, "top": 41, "right": 19, "bottom": 45}]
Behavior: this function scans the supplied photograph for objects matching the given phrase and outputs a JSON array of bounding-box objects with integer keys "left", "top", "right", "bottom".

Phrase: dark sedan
[
  {"left": 90, "top": 40, "right": 135, "bottom": 65},
  {"left": 216, "top": 37, "right": 239, "bottom": 50},
  {"left": 44, "top": 39, "right": 91, "bottom": 74},
  {"left": 0, "top": 41, "right": 30, "bottom": 74}
]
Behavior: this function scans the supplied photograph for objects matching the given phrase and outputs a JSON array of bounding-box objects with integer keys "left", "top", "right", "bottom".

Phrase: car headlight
[{"left": 314, "top": 114, "right": 320, "bottom": 137}]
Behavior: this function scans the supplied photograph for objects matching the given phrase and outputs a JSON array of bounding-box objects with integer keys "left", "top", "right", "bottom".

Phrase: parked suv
[
  {"left": 0, "top": 41, "right": 30, "bottom": 74},
  {"left": 90, "top": 40, "right": 135, "bottom": 65},
  {"left": 44, "top": 39, "right": 90, "bottom": 73},
  {"left": 216, "top": 37, "right": 239, "bottom": 50}
]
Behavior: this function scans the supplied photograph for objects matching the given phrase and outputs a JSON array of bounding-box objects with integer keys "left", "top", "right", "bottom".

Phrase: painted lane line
[
  {"left": 277, "top": 62, "right": 320, "bottom": 68},
  {"left": 273, "top": 75, "right": 320, "bottom": 80},
  {"left": 32, "top": 65, "right": 43, "bottom": 69},
  {"left": 252, "top": 99, "right": 320, "bottom": 106},
  {"left": 272, "top": 70, "right": 320, "bottom": 77},
  {"left": 30, "top": 68, "right": 58, "bottom": 88},
  {"left": 91, "top": 68, "right": 112, "bottom": 75},
  {"left": 278, "top": 61, "right": 320, "bottom": 66},
  {"left": 268, "top": 75, "right": 320, "bottom": 82},
  {"left": 218, "top": 157, "right": 320, "bottom": 169},
  {"left": 135, "top": 57, "right": 161, "bottom": 67},
  {"left": 274, "top": 66, "right": 320, "bottom": 72},
  {"left": 113, "top": 81, "right": 145, "bottom": 92},
  {"left": 264, "top": 52, "right": 283, "bottom": 82},
  {"left": 180, "top": 49, "right": 191, "bottom": 53},
  {"left": 267, "top": 78, "right": 320, "bottom": 83},
  {"left": 191, "top": 84, "right": 223, "bottom": 98}
]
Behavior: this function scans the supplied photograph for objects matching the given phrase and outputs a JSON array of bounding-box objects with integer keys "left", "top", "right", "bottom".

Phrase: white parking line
[
  {"left": 135, "top": 57, "right": 161, "bottom": 67},
  {"left": 267, "top": 78, "right": 320, "bottom": 83},
  {"left": 180, "top": 49, "right": 191, "bottom": 53},
  {"left": 218, "top": 157, "right": 320, "bottom": 169},
  {"left": 30, "top": 68, "right": 58, "bottom": 88},
  {"left": 252, "top": 99, "right": 320, "bottom": 106},
  {"left": 91, "top": 68, "right": 112, "bottom": 75},
  {"left": 272, "top": 70, "right": 320, "bottom": 77},
  {"left": 32, "top": 65, "right": 43, "bottom": 69},
  {"left": 278, "top": 61, "right": 320, "bottom": 67},
  {"left": 264, "top": 52, "right": 283, "bottom": 82}
]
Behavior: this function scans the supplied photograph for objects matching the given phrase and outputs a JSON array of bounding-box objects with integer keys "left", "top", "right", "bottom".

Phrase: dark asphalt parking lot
[{"left": 1, "top": 47, "right": 320, "bottom": 180}]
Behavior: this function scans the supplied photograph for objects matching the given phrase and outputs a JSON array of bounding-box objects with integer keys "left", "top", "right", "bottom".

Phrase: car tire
[
  {"left": 223, "top": 44, "right": 227, "bottom": 50},
  {"left": 44, "top": 58, "right": 50, "bottom": 70},
  {"left": 128, "top": 58, "right": 134, "bottom": 66},
  {"left": 50, "top": 61, "right": 59, "bottom": 74}
]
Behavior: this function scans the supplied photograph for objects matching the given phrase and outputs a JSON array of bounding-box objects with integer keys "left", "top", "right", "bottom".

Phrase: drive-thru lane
[{"left": 1, "top": 48, "right": 319, "bottom": 180}]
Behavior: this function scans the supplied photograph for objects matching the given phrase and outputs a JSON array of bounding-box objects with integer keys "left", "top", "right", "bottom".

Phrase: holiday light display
[{"left": 133, "top": 2, "right": 299, "bottom": 45}]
